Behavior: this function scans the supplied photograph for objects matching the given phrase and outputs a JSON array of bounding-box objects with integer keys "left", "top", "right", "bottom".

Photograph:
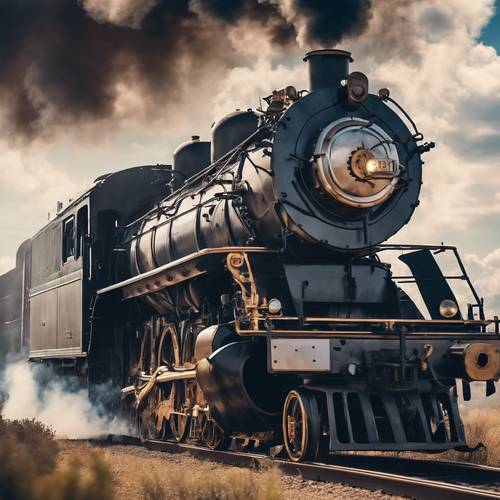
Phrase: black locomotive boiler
[{"left": 1, "top": 50, "right": 499, "bottom": 461}]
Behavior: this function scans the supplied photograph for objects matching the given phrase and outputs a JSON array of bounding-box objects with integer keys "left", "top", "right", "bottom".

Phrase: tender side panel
[
  {"left": 0, "top": 268, "right": 22, "bottom": 356},
  {"left": 0, "top": 241, "right": 30, "bottom": 359},
  {"left": 29, "top": 271, "right": 83, "bottom": 357},
  {"left": 57, "top": 277, "right": 82, "bottom": 350},
  {"left": 29, "top": 287, "right": 57, "bottom": 352}
]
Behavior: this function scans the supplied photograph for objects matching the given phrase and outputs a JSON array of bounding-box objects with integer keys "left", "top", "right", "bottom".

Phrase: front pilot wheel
[{"left": 282, "top": 389, "right": 320, "bottom": 462}]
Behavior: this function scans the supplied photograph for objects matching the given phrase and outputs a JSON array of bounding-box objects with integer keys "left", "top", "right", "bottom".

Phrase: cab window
[
  {"left": 62, "top": 216, "right": 75, "bottom": 263},
  {"left": 76, "top": 205, "right": 88, "bottom": 259}
]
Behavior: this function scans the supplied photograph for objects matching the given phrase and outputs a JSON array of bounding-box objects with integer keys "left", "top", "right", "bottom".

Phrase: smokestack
[{"left": 304, "top": 49, "right": 353, "bottom": 92}]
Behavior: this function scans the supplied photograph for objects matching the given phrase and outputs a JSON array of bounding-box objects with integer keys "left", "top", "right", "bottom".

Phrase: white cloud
[
  {"left": 0, "top": 144, "right": 77, "bottom": 203},
  {"left": 465, "top": 248, "right": 500, "bottom": 315},
  {"left": 0, "top": 142, "right": 79, "bottom": 261},
  {"left": 210, "top": 57, "right": 306, "bottom": 121},
  {"left": 0, "top": 256, "right": 14, "bottom": 275}
]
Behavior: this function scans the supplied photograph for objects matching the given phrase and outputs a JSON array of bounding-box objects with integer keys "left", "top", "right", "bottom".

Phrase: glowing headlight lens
[
  {"left": 363, "top": 158, "right": 398, "bottom": 178},
  {"left": 365, "top": 158, "right": 379, "bottom": 174},
  {"left": 439, "top": 299, "right": 459, "bottom": 318},
  {"left": 268, "top": 298, "right": 282, "bottom": 315}
]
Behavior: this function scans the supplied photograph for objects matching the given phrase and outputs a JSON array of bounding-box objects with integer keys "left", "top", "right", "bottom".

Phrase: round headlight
[
  {"left": 268, "top": 298, "right": 282, "bottom": 315},
  {"left": 312, "top": 117, "right": 400, "bottom": 209},
  {"left": 439, "top": 299, "right": 458, "bottom": 318}
]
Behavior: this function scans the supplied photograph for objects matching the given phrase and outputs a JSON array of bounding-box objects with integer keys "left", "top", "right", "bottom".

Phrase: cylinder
[
  {"left": 172, "top": 136, "right": 211, "bottom": 190},
  {"left": 304, "top": 49, "right": 353, "bottom": 92},
  {"left": 211, "top": 111, "right": 259, "bottom": 162}
]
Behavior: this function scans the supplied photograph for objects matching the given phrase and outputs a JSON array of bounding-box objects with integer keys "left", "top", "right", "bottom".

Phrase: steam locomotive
[{"left": 1, "top": 50, "right": 499, "bottom": 461}]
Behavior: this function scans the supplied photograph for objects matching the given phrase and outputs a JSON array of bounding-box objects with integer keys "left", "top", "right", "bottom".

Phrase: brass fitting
[{"left": 449, "top": 342, "right": 500, "bottom": 381}]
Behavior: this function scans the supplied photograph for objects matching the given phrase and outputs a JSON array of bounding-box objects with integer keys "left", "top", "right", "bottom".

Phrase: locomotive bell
[{"left": 313, "top": 117, "right": 400, "bottom": 209}]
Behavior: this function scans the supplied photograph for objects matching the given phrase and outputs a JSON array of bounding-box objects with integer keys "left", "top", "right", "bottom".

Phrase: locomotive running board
[
  {"left": 233, "top": 315, "right": 493, "bottom": 337},
  {"left": 97, "top": 246, "right": 275, "bottom": 300}
]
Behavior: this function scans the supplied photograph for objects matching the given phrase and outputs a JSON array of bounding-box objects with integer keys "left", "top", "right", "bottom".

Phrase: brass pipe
[
  {"left": 236, "top": 328, "right": 500, "bottom": 339},
  {"left": 156, "top": 369, "right": 196, "bottom": 384},
  {"left": 265, "top": 316, "right": 490, "bottom": 325},
  {"left": 121, "top": 368, "right": 196, "bottom": 405}
]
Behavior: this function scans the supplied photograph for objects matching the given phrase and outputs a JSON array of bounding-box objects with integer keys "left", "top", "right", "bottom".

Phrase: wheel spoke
[
  {"left": 170, "top": 381, "right": 189, "bottom": 442},
  {"left": 209, "top": 421, "right": 216, "bottom": 446}
]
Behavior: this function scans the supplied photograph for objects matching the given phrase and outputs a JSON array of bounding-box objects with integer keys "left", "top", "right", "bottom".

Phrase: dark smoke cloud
[
  {"left": 294, "top": 0, "right": 372, "bottom": 46},
  {"left": 0, "top": 0, "right": 374, "bottom": 140},
  {"left": 191, "top": 0, "right": 297, "bottom": 45},
  {"left": 193, "top": 0, "right": 278, "bottom": 23}
]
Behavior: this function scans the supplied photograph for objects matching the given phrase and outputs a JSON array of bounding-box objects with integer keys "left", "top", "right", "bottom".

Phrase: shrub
[
  {"left": 0, "top": 417, "right": 59, "bottom": 473},
  {"left": 0, "top": 416, "right": 114, "bottom": 500}
]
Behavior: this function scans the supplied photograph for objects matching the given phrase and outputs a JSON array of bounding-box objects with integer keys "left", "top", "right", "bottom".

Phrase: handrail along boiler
[{"left": 1, "top": 49, "right": 499, "bottom": 462}]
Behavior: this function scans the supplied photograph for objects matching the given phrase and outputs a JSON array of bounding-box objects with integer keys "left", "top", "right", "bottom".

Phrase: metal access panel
[
  {"left": 29, "top": 271, "right": 83, "bottom": 357},
  {"left": 269, "top": 338, "right": 331, "bottom": 372},
  {"left": 29, "top": 287, "right": 58, "bottom": 352},
  {"left": 57, "top": 278, "right": 82, "bottom": 350}
]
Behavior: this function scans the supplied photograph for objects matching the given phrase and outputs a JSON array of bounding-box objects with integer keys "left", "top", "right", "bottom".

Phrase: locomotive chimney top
[{"left": 304, "top": 49, "right": 353, "bottom": 92}]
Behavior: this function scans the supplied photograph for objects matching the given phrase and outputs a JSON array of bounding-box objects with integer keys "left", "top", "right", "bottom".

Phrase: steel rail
[
  {"left": 325, "top": 454, "right": 500, "bottom": 486},
  {"left": 119, "top": 438, "right": 500, "bottom": 499}
]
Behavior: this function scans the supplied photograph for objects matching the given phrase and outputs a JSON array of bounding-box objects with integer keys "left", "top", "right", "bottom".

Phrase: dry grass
[
  {"left": 374, "top": 406, "right": 500, "bottom": 467},
  {"left": 142, "top": 464, "right": 283, "bottom": 500},
  {"left": 0, "top": 418, "right": 284, "bottom": 500},
  {"left": 410, "top": 407, "right": 500, "bottom": 467},
  {"left": 36, "top": 453, "right": 113, "bottom": 500},
  {"left": 454, "top": 407, "right": 500, "bottom": 466},
  {"left": 0, "top": 416, "right": 113, "bottom": 500},
  {"left": 2, "top": 407, "right": 499, "bottom": 500}
]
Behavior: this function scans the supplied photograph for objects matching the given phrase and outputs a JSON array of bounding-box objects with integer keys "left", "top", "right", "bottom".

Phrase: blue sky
[{"left": 481, "top": 0, "right": 500, "bottom": 48}]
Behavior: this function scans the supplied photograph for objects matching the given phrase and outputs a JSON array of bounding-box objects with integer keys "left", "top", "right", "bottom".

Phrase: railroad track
[{"left": 104, "top": 435, "right": 500, "bottom": 499}]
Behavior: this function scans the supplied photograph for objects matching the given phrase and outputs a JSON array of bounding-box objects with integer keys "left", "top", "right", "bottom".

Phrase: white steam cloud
[{"left": 0, "top": 361, "right": 128, "bottom": 439}]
